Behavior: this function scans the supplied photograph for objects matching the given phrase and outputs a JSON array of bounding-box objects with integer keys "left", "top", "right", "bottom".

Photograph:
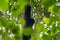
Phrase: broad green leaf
[
  {"left": 12, "top": 26, "right": 20, "bottom": 34},
  {"left": 36, "top": 23, "right": 47, "bottom": 32},
  {"left": 19, "top": 18, "right": 25, "bottom": 25},
  {"left": 23, "top": 27, "right": 33, "bottom": 36},
  {"left": 48, "top": 5, "right": 54, "bottom": 13},
  {"left": 17, "top": 0, "right": 27, "bottom": 12},
  {"left": 53, "top": 6, "right": 60, "bottom": 13},
  {"left": 0, "top": 17, "right": 16, "bottom": 30},
  {"left": 30, "top": 33, "right": 41, "bottom": 40},
  {"left": 0, "top": 17, "right": 9, "bottom": 28},
  {"left": 43, "top": 34, "right": 51, "bottom": 40},
  {"left": 50, "top": 25, "right": 57, "bottom": 35},
  {"left": 43, "top": 17, "right": 50, "bottom": 24},
  {"left": 0, "top": 0, "right": 8, "bottom": 11},
  {"left": 42, "top": 0, "right": 56, "bottom": 10}
]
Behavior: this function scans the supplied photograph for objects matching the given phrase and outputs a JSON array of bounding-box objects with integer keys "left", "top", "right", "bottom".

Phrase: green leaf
[
  {"left": 19, "top": 18, "right": 25, "bottom": 25},
  {"left": 36, "top": 23, "right": 47, "bottom": 32},
  {"left": 0, "top": 0, "right": 8, "bottom": 11},
  {"left": 43, "top": 34, "right": 51, "bottom": 40},
  {"left": 52, "top": 32, "right": 60, "bottom": 40},
  {"left": 11, "top": 4, "right": 20, "bottom": 17},
  {"left": 1, "top": 31, "right": 15, "bottom": 40},
  {"left": 43, "top": 17, "right": 50, "bottom": 24},
  {"left": 23, "top": 27, "right": 33, "bottom": 36},
  {"left": 11, "top": 0, "right": 27, "bottom": 17},
  {"left": 0, "top": 17, "right": 9, "bottom": 27},
  {"left": 30, "top": 33, "right": 41, "bottom": 40},
  {"left": 17, "top": 0, "right": 27, "bottom": 12},
  {"left": 42, "top": 0, "right": 55, "bottom": 9},
  {"left": 48, "top": 5, "right": 54, "bottom": 13},
  {"left": 12, "top": 26, "right": 20, "bottom": 34},
  {"left": 53, "top": 6, "right": 60, "bottom": 13}
]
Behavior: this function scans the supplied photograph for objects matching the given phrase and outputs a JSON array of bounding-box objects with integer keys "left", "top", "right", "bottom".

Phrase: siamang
[
  {"left": 23, "top": 5, "right": 35, "bottom": 40},
  {"left": 24, "top": 4, "right": 35, "bottom": 28}
]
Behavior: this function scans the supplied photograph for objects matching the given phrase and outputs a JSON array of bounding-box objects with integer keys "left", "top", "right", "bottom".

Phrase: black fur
[{"left": 23, "top": 5, "right": 35, "bottom": 40}]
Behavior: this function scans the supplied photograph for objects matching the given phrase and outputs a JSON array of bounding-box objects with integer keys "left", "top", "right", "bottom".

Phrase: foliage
[{"left": 0, "top": 0, "right": 60, "bottom": 40}]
